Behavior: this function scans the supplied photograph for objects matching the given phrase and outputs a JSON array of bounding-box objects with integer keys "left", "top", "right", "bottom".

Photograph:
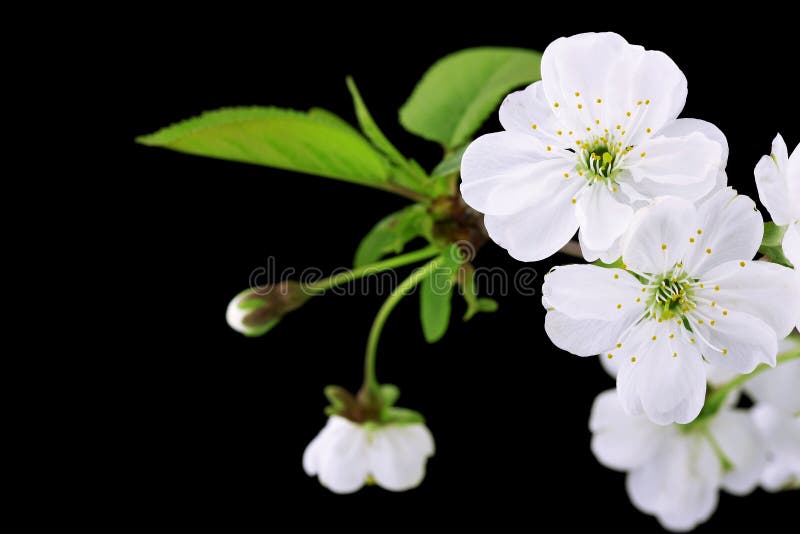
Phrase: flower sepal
[
  {"left": 323, "top": 384, "right": 424, "bottom": 426},
  {"left": 226, "top": 281, "right": 311, "bottom": 337}
]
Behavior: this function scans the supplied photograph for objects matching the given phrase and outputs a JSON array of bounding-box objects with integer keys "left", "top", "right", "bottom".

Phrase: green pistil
[
  {"left": 646, "top": 270, "right": 697, "bottom": 321},
  {"left": 576, "top": 136, "right": 627, "bottom": 183}
]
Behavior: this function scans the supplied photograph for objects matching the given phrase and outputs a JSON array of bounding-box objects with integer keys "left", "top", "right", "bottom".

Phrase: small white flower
[
  {"left": 461, "top": 32, "right": 727, "bottom": 262},
  {"left": 754, "top": 133, "right": 800, "bottom": 330},
  {"left": 543, "top": 189, "right": 800, "bottom": 424},
  {"left": 303, "top": 416, "right": 435, "bottom": 494},
  {"left": 746, "top": 349, "right": 800, "bottom": 491},
  {"left": 590, "top": 390, "right": 766, "bottom": 532}
]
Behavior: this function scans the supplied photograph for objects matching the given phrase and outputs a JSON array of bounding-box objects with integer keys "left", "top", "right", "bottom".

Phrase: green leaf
[
  {"left": 354, "top": 205, "right": 433, "bottom": 267},
  {"left": 346, "top": 78, "right": 432, "bottom": 196},
  {"left": 761, "top": 222, "right": 787, "bottom": 247},
  {"left": 137, "top": 106, "right": 391, "bottom": 188},
  {"left": 420, "top": 245, "right": 462, "bottom": 343},
  {"left": 399, "top": 47, "right": 542, "bottom": 148},
  {"left": 431, "top": 145, "right": 468, "bottom": 178}
]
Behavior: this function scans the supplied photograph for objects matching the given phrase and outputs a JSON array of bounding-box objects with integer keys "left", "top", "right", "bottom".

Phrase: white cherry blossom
[
  {"left": 543, "top": 190, "right": 800, "bottom": 424},
  {"left": 303, "top": 416, "right": 434, "bottom": 494},
  {"left": 754, "top": 133, "right": 800, "bottom": 330},
  {"left": 590, "top": 390, "right": 766, "bottom": 531},
  {"left": 461, "top": 32, "right": 727, "bottom": 262}
]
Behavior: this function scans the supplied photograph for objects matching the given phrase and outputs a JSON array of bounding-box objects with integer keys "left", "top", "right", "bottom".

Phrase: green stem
[
  {"left": 308, "top": 246, "right": 441, "bottom": 292},
  {"left": 703, "top": 349, "right": 800, "bottom": 416},
  {"left": 363, "top": 255, "right": 445, "bottom": 393}
]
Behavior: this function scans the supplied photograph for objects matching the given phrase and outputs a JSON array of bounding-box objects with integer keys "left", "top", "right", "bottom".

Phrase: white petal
[
  {"left": 600, "top": 347, "right": 621, "bottom": 378},
  {"left": 542, "top": 264, "right": 644, "bottom": 320},
  {"left": 680, "top": 189, "right": 762, "bottom": 276},
  {"left": 616, "top": 320, "right": 706, "bottom": 425},
  {"left": 575, "top": 184, "right": 634, "bottom": 252},
  {"left": 579, "top": 230, "right": 623, "bottom": 264},
  {"left": 625, "top": 133, "right": 721, "bottom": 201},
  {"left": 745, "top": 358, "right": 800, "bottom": 414},
  {"left": 627, "top": 434, "right": 720, "bottom": 532},
  {"left": 782, "top": 222, "right": 800, "bottom": 268},
  {"left": 751, "top": 403, "right": 800, "bottom": 491},
  {"left": 499, "top": 81, "right": 563, "bottom": 139},
  {"left": 709, "top": 410, "right": 767, "bottom": 495},
  {"left": 368, "top": 424, "right": 434, "bottom": 492},
  {"left": 545, "top": 309, "right": 640, "bottom": 357},
  {"left": 621, "top": 196, "right": 697, "bottom": 274},
  {"left": 608, "top": 49, "right": 688, "bottom": 141},
  {"left": 698, "top": 260, "right": 800, "bottom": 339},
  {"left": 460, "top": 131, "right": 572, "bottom": 216},
  {"left": 788, "top": 142, "right": 800, "bottom": 218},
  {"left": 225, "top": 290, "right": 250, "bottom": 334},
  {"left": 692, "top": 307, "right": 778, "bottom": 374},
  {"left": 483, "top": 176, "right": 583, "bottom": 262},
  {"left": 754, "top": 134, "right": 793, "bottom": 225},
  {"left": 315, "top": 417, "right": 370, "bottom": 494},
  {"left": 590, "top": 389, "right": 669, "bottom": 470},
  {"left": 656, "top": 118, "right": 729, "bottom": 164},
  {"left": 540, "top": 32, "right": 632, "bottom": 132}
]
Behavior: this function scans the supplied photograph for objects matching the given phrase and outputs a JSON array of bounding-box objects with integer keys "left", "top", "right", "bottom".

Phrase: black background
[{"left": 128, "top": 9, "right": 797, "bottom": 530}]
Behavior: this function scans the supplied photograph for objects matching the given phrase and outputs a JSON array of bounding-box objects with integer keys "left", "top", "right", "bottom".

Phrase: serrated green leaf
[
  {"left": 420, "top": 245, "right": 462, "bottom": 343},
  {"left": 431, "top": 145, "right": 468, "bottom": 178},
  {"left": 354, "top": 205, "right": 433, "bottom": 267},
  {"left": 761, "top": 222, "right": 787, "bottom": 247},
  {"left": 137, "top": 106, "right": 391, "bottom": 188},
  {"left": 399, "top": 48, "right": 542, "bottom": 148}
]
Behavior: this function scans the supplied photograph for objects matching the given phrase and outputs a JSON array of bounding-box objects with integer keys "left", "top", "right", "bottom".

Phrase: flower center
[
  {"left": 576, "top": 136, "right": 626, "bottom": 182},
  {"left": 646, "top": 268, "right": 697, "bottom": 321}
]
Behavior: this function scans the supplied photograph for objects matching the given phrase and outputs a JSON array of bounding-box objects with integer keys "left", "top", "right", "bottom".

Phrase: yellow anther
[
  {"left": 739, "top": 261, "right": 746, "bottom": 267},
  {"left": 689, "top": 237, "right": 695, "bottom": 243},
  {"left": 586, "top": 127, "right": 591, "bottom": 131},
  {"left": 690, "top": 338, "right": 696, "bottom": 343},
  {"left": 557, "top": 130, "right": 563, "bottom": 135},
  {"left": 722, "top": 349, "right": 728, "bottom": 355},
  {"left": 652, "top": 336, "right": 657, "bottom": 340},
  {"left": 616, "top": 343, "right": 622, "bottom": 348},
  {"left": 571, "top": 198, "right": 577, "bottom": 204},
  {"left": 706, "top": 248, "right": 712, "bottom": 254},
  {"left": 697, "top": 229, "right": 703, "bottom": 235},
  {"left": 669, "top": 334, "right": 675, "bottom": 339},
  {"left": 547, "top": 146, "right": 552, "bottom": 151},
  {"left": 637, "top": 100, "right": 643, "bottom": 105},
  {"left": 698, "top": 320, "right": 704, "bottom": 324},
  {"left": 710, "top": 320, "right": 716, "bottom": 326},
  {"left": 645, "top": 99, "right": 650, "bottom": 104},
  {"left": 722, "top": 310, "right": 728, "bottom": 315},
  {"left": 711, "top": 301, "right": 716, "bottom": 307},
  {"left": 673, "top": 352, "right": 678, "bottom": 358},
  {"left": 614, "top": 274, "right": 619, "bottom": 279},
  {"left": 714, "top": 285, "right": 720, "bottom": 291},
  {"left": 554, "top": 102, "right": 560, "bottom": 108},
  {"left": 617, "top": 304, "right": 622, "bottom": 309},
  {"left": 564, "top": 173, "right": 570, "bottom": 178},
  {"left": 636, "top": 297, "right": 641, "bottom": 302},
  {"left": 607, "top": 353, "right": 613, "bottom": 359},
  {"left": 596, "top": 98, "right": 602, "bottom": 103},
  {"left": 646, "top": 128, "right": 651, "bottom": 133},
  {"left": 641, "top": 152, "right": 647, "bottom": 158},
  {"left": 575, "top": 92, "right": 580, "bottom": 97},
  {"left": 661, "top": 243, "right": 667, "bottom": 250},
  {"left": 616, "top": 124, "right": 621, "bottom": 130},
  {"left": 595, "top": 119, "right": 600, "bottom": 125},
  {"left": 578, "top": 104, "right": 583, "bottom": 109},
  {"left": 531, "top": 124, "right": 537, "bottom": 130},
  {"left": 631, "top": 356, "right": 637, "bottom": 363},
  {"left": 626, "top": 111, "right": 631, "bottom": 117}
]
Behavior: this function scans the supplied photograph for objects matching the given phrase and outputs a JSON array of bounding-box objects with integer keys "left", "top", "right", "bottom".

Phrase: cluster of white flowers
[{"left": 462, "top": 32, "right": 799, "bottom": 530}]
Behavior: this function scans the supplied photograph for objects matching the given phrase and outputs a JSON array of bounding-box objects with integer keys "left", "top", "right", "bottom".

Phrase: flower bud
[{"left": 226, "top": 281, "right": 310, "bottom": 336}]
